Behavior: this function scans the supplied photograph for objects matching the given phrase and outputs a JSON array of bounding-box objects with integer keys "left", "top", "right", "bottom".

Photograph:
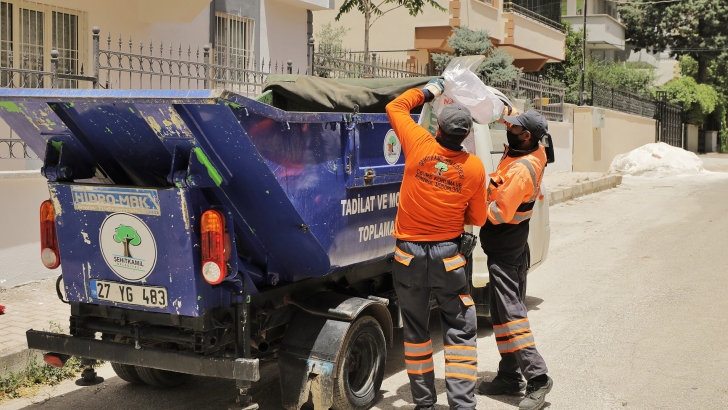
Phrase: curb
[
  {"left": 547, "top": 175, "right": 622, "bottom": 206},
  {"left": 1, "top": 346, "right": 44, "bottom": 376}
]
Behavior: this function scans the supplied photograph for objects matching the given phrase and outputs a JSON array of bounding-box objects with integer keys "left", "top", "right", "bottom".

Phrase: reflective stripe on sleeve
[
  {"left": 493, "top": 318, "right": 530, "bottom": 338},
  {"left": 513, "top": 159, "right": 540, "bottom": 202},
  {"left": 443, "top": 254, "right": 466, "bottom": 272},
  {"left": 497, "top": 332, "right": 536, "bottom": 354},
  {"left": 394, "top": 246, "right": 414, "bottom": 266},
  {"left": 489, "top": 202, "right": 506, "bottom": 224},
  {"left": 404, "top": 340, "right": 433, "bottom": 357}
]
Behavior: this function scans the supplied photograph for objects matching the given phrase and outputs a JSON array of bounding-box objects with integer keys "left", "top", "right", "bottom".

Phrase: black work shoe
[
  {"left": 519, "top": 376, "right": 553, "bottom": 410},
  {"left": 477, "top": 375, "right": 526, "bottom": 396},
  {"left": 414, "top": 406, "right": 434, "bottom": 410}
]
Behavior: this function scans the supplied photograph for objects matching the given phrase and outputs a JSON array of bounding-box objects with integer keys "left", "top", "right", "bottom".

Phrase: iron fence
[
  {"left": 589, "top": 82, "right": 656, "bottom": 118},
  {"left": 96, "top": 30, "right": 303, "bottom": 95},
  {"left": 0, "top": 138, "right": 38, "bottom": 159},
  {"left": 503, "top": 1, "right": 563, "bottom": 31},
  {"left": 588, "top": 83, "right": 685, "bottom": 148},
  {"left": 310, "top": 42, "right": 429, "bottom": 79},
  {"left": 0, "top": 27, "right": 304, "bottom": 96},
  {"left": 488, "top": 73, "right": 565, "bottom": 122},
  {"left": 654, "top": 90, "right": 684, "bottom": 148}
]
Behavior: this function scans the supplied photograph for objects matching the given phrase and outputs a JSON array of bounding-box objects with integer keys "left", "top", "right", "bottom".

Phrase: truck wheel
[
  {"left": 111, "top": 362, "right": 144, "bottom": 384},
  {"left": 134, "top": 366, "right": 191, "bottom": 388},
  {"left": 332, "top": 315, "right": 386, "bottom": 410}
]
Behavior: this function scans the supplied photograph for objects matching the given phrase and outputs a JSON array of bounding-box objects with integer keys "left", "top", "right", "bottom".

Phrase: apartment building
[
  {"left": 314, "top": 0, "right": 566, "bottom": 72},
  {"left": 0, "top": 0, "right": 330, "bottom": 87}
]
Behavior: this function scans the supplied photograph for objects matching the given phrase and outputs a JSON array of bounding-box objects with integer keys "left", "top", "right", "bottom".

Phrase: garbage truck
[{"left": 0, "top": 75, "right": 550, "bottom": 410}]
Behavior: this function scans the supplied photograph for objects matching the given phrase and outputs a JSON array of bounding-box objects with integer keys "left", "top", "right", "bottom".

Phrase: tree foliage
[
  {"left": 620, "top": 0, "right": 728, "bottom": 83},
  {"left": 586, "top": 58, "right": 655, "bottom": 96},
  {"left": 658, "top": 76, "right": 719, "bottom": 125},
  {"left": 335, "top": 0, "right": 446, "bottom": 61},
  {"left": 538, "top": 21, "right": 584, "bottom": 103},
  {"left": 430, "top": 26, "right": 520, "bottom": 83},
  {"left": 315, "top": 22, "right": 350, "bottom": 54}
]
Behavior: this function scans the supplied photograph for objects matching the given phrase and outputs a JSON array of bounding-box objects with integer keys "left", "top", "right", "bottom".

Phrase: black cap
[
  {"left": 503, "top": 110, "right": 549, "bottom": 140},
  {"left": 438, "top": 104, "right": 473, "bottom": 136}
]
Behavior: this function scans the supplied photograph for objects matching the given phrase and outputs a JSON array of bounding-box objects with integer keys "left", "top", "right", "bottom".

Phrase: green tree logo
[
  {"left": 388, "top": 136, "right": 397, "bottom": 153},
  {"left": 114, "top": 225, "right": 141, "bottom": 258},
  {"left": 434, "top": 161, "right": 449, "bottom": 176}
]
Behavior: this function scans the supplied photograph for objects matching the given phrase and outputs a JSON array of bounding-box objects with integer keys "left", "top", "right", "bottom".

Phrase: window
[
  {"left": 214, "top": 12, "right": 255, "bottom": 71},
  {"left": 0, "top": 0, "right": 86, "bottom": 88}
]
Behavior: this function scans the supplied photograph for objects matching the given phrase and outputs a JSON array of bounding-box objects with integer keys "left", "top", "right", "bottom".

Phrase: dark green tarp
[{"left": 262, "top": 74, "right": 437, "bottom": 113}]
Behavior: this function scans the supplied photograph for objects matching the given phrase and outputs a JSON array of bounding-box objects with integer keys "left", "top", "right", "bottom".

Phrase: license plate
[{"left": 90, "top": 279, "right": 168, "bottom": 308}]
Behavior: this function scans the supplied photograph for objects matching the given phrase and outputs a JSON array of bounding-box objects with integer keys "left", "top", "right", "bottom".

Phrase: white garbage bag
[
  {"left": 435, "top": 56, "right": 504, "bottom": 124},
  {"left": 418, "top": 56, "right": 505, "bottom": 154}
]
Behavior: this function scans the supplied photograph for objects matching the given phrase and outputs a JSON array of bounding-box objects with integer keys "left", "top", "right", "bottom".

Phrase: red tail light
[
  {"left": 40, "top": 200, "right": 60, "bottom": 269},
  {"left": 201, "top": 209, "right": 228, "bottom": 285},
  {"left": 43, "top": 353, "right": 68, "bottom": 368}
]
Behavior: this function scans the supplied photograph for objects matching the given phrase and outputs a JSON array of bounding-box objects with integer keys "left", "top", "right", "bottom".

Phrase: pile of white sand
[{"left": 609, "top": 142, "right": 705, "bottom": 177}]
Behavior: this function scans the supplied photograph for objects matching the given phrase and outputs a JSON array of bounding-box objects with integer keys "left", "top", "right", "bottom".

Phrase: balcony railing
[{"left": 503, "top": 1, "right": 563, "bottom": 31}]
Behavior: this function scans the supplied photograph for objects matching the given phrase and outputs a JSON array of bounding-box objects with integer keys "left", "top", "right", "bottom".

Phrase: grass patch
[
  {"left": 0, "top": 321, "right": 94, "bottom": 402},
  {"left": 0, "top": 355, "right": 85, "bottom": 401}
]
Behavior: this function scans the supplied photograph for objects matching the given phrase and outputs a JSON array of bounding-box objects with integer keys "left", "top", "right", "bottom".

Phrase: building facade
[{"left": 313, "top": 0, "right": 566, "bottom": 73}]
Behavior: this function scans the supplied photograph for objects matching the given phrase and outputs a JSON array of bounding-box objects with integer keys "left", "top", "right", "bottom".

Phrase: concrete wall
[
  {"left": 261, "top": 0, "right": 310, "bottom": 70},
  {"left": 547, "top": 121, "right": 573, "bottom": 174},
  {"left": 686, "top": 124, "right": 699, "bottom": 153},
  {"left": 572, "top": 106, "right": 656, "bottom": 172},
  {"left": 0, "top": 173, "right": 51, "bottom": 288}
]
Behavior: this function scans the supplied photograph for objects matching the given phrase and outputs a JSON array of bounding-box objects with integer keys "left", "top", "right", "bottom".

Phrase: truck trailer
[{"left": 0, "top": 76, "right": 550, "bottom": 410}]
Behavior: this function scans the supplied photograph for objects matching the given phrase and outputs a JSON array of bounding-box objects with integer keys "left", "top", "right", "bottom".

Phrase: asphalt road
[{"left": 4, "top": 167, "right": 728, "bottom": 410}]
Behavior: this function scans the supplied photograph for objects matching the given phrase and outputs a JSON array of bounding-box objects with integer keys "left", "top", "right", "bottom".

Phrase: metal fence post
[
  {"left": 611, "top": 88, "right": 614, "bottom": 109},
  {"left": 308, "top": 38, "right": 315, "bottom": 76},
  {"left": 371, "top": 52, "right": 377, "bottom": 78},
  {"left": 50, "top": 50, "right": 59, "bottom": 89},
  {"left": 559, "top": 83, "right": 565, "bottom": 122},
  {"left": 92, "top": 27, "right": 100, "bottom": 88},
  {"left": 287, "top": 60, "right": 292, "bottom": 74},
  {"left": 203, "top": 45, "right": 211, "bottom": 89}
]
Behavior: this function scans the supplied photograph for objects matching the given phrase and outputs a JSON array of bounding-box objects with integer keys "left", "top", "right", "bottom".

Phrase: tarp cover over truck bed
[{"left": 262, "top": 75, "right": 435, "bottom": 113}]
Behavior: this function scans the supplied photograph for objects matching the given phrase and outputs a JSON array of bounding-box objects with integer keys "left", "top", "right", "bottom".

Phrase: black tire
[
  {"left": 134, "top": 366, "right": 191, "bottom": 388},
  {"left": 111, "top": 362, "right": 145, "bottom": 384},
  {"left": 331, "top": 316, "right": 387, "bottom": 410}
]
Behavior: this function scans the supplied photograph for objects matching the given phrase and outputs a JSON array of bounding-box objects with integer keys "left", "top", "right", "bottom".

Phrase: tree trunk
[
  {"left": 124, "top": 240, "right": 131, "bottom": 258},
  {"left": 697, "top": 56, "right": 709, "bottom": 84},
  {"left": 364, "top": 0, "right": 371, "bottom": 66}
]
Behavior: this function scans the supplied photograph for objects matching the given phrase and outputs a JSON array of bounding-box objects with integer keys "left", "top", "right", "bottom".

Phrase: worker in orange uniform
[
  {"left": 476, "top": 110, "right": 553, "bottom": 410},
  {"left": 386, "top": 78, "right": 486, "bottom": 410}
]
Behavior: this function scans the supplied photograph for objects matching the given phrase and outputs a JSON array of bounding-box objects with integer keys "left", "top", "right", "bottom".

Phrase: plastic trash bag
[
  {"left": 436, "top": 56, "right": 504, "bottom": 124},
  {"left": 418, "top": 55, "right": 505, "bottom": 153}
]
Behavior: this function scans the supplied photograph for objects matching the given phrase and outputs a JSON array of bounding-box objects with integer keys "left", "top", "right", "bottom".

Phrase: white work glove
[{"left": 422, "top": 78, "right": 445, "bottom": 101}]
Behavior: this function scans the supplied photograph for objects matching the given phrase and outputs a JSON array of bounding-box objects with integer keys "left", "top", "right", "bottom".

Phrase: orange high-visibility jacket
[
  {"left": 386, "top": 89, "right": 487, "bottom": 242},
  {"left": 486, "top": 145, "right": 547, "bottom": 225}
]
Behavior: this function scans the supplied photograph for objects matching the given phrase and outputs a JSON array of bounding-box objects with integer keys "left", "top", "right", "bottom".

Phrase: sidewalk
[
  {"left": 0, "top": 171, "right": 622, "bottom": 376},
  {"left": 0, "top": 277, "right": 69, "bottom": 374}
]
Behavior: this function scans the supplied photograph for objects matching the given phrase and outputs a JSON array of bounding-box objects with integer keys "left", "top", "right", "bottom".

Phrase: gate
[{"left": 654, "top": 90, "right": 684, "bottom": 148}]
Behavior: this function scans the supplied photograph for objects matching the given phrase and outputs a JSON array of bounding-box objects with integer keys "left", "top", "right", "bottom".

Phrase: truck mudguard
[{"left": 278, "top": 293, "right": 392, "bottom": 410}]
